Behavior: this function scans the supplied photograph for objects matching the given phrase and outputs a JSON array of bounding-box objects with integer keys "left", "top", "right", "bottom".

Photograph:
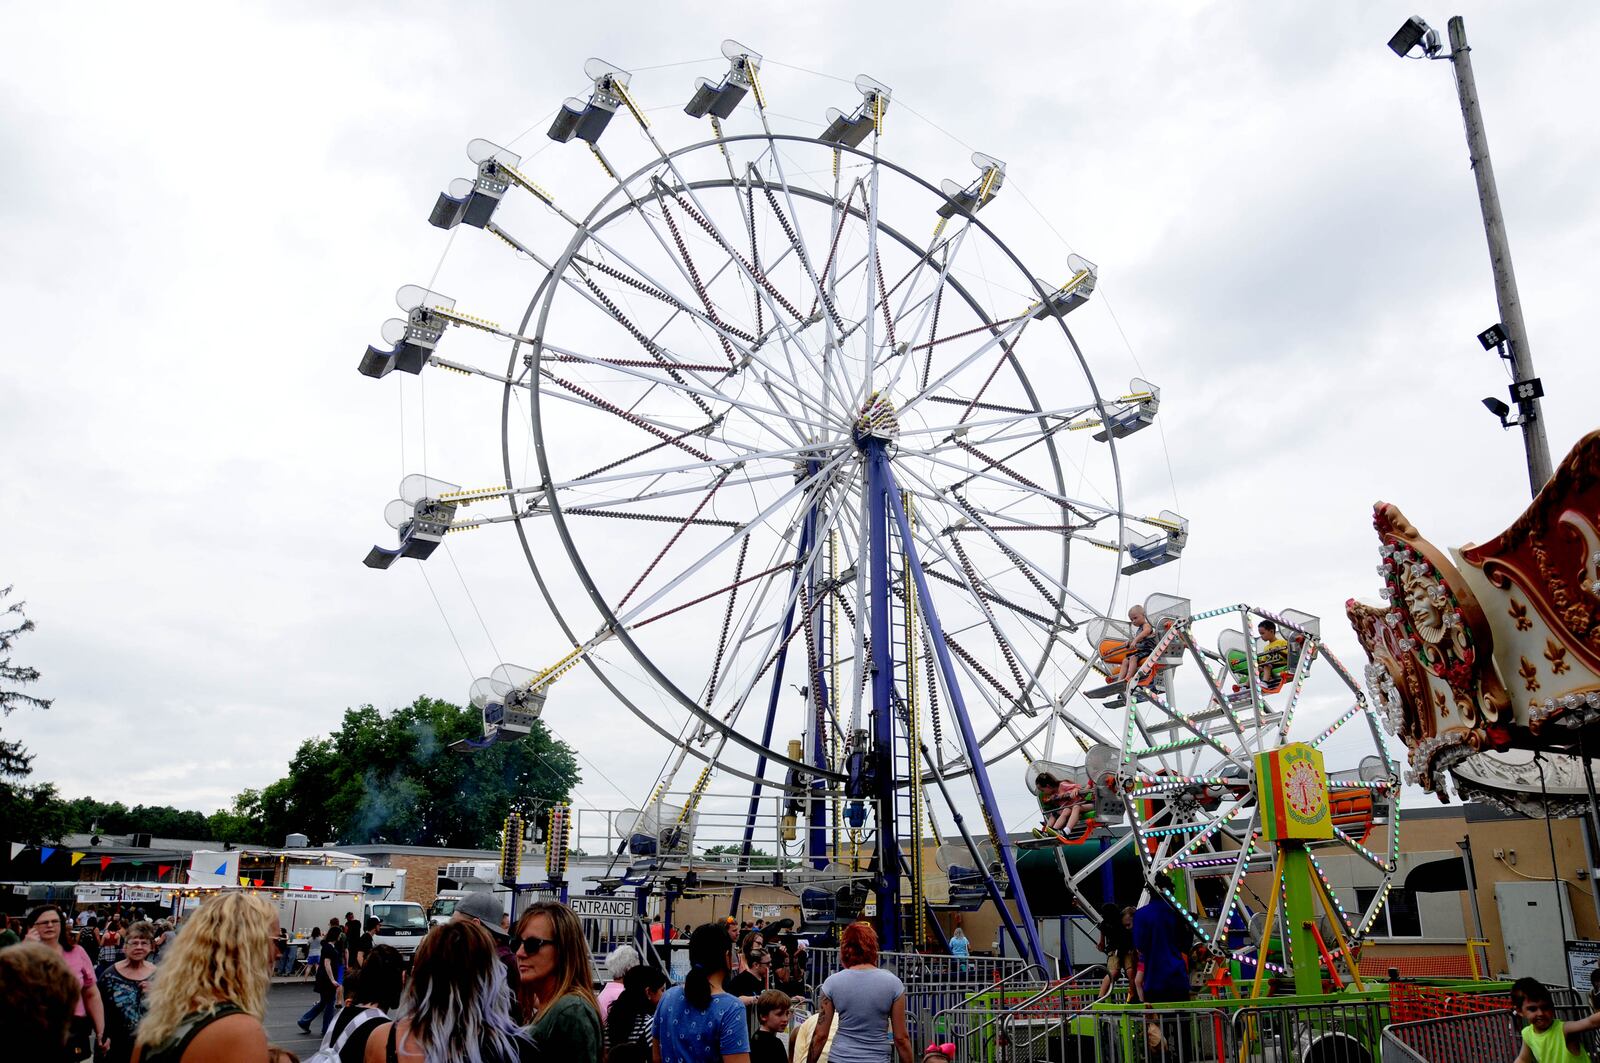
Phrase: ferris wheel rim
[{"left": 509, "top": 133, "right": 1128, "bottom": 781}]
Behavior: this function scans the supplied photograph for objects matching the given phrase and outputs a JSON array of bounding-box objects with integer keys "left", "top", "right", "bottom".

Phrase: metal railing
[
  {"left": 996, "top": 969, "right": 1115, "bottom": 1063},
  {"left": 799, "top": 949, "right": 1047, "bottom": 1046},
  {"left": 1232, "top": 998, "right": 1390, "bottom": 1062},
  {"left": 1087, "top": 1006, "right": 1236, "bottom": 1062},
  {"left": 923, "top": 962, "right": 1052, "bottom": 1059}
]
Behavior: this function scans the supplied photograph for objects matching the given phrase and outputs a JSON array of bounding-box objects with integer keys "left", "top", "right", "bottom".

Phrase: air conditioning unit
[
  {"left": 364, "top": 869, "right": 398, "bottom": 888},
  {"left": 130, "top": 833, "right": 152, "bottom": 848}
]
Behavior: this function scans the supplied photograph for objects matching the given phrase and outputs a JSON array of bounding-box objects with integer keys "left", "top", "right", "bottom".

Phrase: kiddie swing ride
[{"left": 352, "top": 41, "right": 1400, "bottom": 995}]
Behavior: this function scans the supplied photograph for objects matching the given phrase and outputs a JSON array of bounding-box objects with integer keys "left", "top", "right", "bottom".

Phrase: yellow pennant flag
[
  {"left": 70, "top": 852, "right": 86, "bottom": 866},
  {"left": 239, "top": 876, "right": 250, "bottom": 887}
]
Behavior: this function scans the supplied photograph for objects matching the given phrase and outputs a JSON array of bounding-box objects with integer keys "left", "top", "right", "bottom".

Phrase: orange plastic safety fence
[{"left": 1388, "top": 982, "right": 1512, "bottom": 1023}]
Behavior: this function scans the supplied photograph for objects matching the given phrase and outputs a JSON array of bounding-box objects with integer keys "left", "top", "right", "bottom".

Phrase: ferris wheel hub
[{"left": 852, "top": 391, "right": 900, "bottom": 448}]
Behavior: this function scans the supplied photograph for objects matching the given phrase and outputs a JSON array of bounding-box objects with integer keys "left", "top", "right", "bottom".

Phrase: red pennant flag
[
  {"left": 252, "top": 879, "right": 263, "bottom": 887},
  {"left": 99, "top": 856, "right": 113, "bottom": 871},
  {"left": 158, "top": 865, "right": 172, "bottom": 878}
]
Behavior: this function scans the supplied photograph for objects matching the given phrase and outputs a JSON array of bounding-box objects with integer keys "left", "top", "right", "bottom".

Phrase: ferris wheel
[
  {"left": 356, "top": 43, "right": 1185, "bottom": 964},
  {"left": 1022, "top": 599, "right": 1400, "bottom": 984}
]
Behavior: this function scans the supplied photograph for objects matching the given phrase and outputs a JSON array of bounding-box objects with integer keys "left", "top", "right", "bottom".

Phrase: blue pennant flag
[
  {"left": 41, "top": 846, "right": 57, "bottom": 862},
  {"left": 214, "top": 861, "right": 228, "bottom": 875}
]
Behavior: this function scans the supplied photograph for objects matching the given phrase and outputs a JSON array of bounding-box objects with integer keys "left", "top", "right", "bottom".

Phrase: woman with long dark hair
[
  {"left": 651, "top": 923, "right": 750, "bottom": 1063},
  {"left": 317, "top": 943, "right": 405, "bottom": 1063},
  {"left": 363, "top": 920, "right": 532, "bottom": 1063},
  {"left": 512, "top": 901, "right": 602, "bottom": 1062},
  {"left": 807, "top": 922, "right": 911, "bottom": 1063},
  {"left": 605, "top": 964, "right": 668, "bottom": 1063}
]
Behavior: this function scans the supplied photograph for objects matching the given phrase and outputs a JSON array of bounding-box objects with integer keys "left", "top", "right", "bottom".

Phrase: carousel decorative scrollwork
[{"left": 1348, "top": 430, "right": 1600, "bottom": 809}]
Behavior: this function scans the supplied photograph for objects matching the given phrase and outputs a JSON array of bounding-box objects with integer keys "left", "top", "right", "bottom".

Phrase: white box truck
[{"left": 364, "top": 900, "right": 429, "bottom": 957}]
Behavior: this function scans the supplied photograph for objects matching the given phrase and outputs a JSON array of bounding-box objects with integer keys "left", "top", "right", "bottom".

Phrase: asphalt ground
[{"left": 265, "top": 977, "right": 376, "bottom": 1059}]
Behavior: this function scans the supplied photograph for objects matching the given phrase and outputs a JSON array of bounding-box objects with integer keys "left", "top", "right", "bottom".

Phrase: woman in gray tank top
[{"left": 807, "top": 922, "right": 912, "bottom": 1063}]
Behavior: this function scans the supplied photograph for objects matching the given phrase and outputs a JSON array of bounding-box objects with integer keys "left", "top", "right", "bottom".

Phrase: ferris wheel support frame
[{"left": 876, "top": 442, "right": 1047, "bottom": 967}]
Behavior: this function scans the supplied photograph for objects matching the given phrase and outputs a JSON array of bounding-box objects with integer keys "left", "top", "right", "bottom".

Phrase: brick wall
[{"left": 383, "top": 854, "right": 452, "bottom": 911}]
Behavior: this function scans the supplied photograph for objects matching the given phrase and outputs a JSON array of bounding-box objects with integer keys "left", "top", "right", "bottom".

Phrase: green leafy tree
[
  {"left": 0, "top": 586, "right": 62, "bottom": 842},
  {"left": 258, "top": 697, "right": 580, "bottom": 849},
  {"left": 702, "top": 844, "right": 780, "bottom": 869}
]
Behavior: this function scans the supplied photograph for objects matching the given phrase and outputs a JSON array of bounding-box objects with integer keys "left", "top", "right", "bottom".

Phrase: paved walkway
[{"left": 266, "top": 979, "right": 357, "bottom": 1058}]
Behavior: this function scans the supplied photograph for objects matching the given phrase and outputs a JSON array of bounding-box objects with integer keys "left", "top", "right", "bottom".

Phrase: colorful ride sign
[{"left": 1255, "top": 742, "right": 1332, "bottom": 841}]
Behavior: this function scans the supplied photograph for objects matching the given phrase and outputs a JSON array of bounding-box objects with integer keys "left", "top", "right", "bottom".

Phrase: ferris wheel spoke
[
  {"left": 875, "top": 226, "right": 978, "bottom": 400},
  {"left": 893, "top": 469, "right": 1082, "bottom": 619},
  {"left": 608, "top": 449, "right": 850, "bottom": 628},
  {"left": 902, "top": 447, "right": 1116, "bottom": 522},
  {"left": 540, "top": 340, "right": 835, "bottom": 441},
  {"left": 704, "top": 480, "right": 859, "bottom": 730}
]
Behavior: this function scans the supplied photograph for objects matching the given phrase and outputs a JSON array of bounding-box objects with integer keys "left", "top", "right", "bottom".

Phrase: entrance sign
[{"left": 569, "top": 894, "right": 636, "bottom": 919}]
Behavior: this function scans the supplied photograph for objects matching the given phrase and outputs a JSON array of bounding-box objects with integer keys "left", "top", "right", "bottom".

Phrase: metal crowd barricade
[
  {"left": 1088, "top": 1005, "right": 1236, "bottom": 1062},
  {"left": 1382, "top": 1003, "right": 1600, "bottom": 1063},
  {"left": 995, "top": 971, "right": 1113, "bottom": 1063},
  {"left": 802, "top": 946, "right": 1044, "bottom": 1043},
  {"left": 920, "top": 963, "right": 1053, "bottom": 1059},
  {"left": 1231, "top": 997, "right": 1391, "bottom": 1062}
]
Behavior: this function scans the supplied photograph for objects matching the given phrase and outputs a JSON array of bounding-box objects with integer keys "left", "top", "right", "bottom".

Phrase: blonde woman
[
  {"left": 132, "top": 891, "right": 277, "bottom": 1063},
  {"left": 513, "top": 901, "right": 602, "bottom": 1062}
]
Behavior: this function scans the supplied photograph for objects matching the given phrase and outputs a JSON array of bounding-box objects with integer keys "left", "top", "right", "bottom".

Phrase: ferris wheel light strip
[
  {"left": 1309, "top": 704, "right": 1362, "bottom": 747},
  {"left": 1128, "top": 775, "right": 1238, "bottom": 791},
  {"left": 1306, "top": 852, "right": 1358, "bottom": 937},
  {"left": 1332, "top": 824, "right": 1395, "bottom": 873}
]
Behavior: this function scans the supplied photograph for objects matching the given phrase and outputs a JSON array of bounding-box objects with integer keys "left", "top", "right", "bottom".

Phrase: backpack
[{"left": 306, "top": 1007, "right": 385, "bottom": 1063}]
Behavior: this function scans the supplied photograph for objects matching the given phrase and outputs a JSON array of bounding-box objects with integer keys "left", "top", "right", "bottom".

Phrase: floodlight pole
[{"left": 1445, "top": 15, "right": 1553, "bottom": 495}]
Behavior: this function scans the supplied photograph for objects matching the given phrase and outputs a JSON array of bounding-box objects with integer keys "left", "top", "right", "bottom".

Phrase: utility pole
[{"left": 1446, "top": 15, "right": 1554, "bottom": 495}]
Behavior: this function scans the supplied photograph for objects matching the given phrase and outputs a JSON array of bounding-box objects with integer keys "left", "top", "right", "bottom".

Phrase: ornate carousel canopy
[{"left": 1348, "top": 429, "right": 1600, "bottom": 810}]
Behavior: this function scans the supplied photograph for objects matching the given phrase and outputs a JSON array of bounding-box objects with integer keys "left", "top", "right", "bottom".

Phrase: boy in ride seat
[{"left": 1254, "top": 620, "right": 1290, "bottom": 685}]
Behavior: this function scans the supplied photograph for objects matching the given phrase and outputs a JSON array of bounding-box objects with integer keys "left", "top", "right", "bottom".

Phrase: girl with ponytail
[{"left": 651, "top": 923, "right": 750, "bottom": 1063}]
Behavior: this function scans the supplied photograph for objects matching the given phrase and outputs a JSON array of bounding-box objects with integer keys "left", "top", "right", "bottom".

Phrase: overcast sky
[{"left": 4, "top": 3, "right": 1597, "bottom": 844}]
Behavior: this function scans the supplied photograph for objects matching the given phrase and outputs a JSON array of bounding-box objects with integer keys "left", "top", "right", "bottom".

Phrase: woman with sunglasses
[
  {"left": 25, "top": 904, "right": 106, "bottom": 1059},
  {"left": 512, "top": 901, "right": 603, "bottom": 1062}
]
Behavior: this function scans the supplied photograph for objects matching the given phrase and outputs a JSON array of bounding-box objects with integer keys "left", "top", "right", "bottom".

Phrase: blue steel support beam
[
  {"left": 729, "top": 515, "right": 813, "bottom": 918},
  {"left": 877, "top": 449, "right": 1048, "bottom": 968},
  {"left": 865, "top": 439, "right": 903, "bottom": 950},
  {"left": 806, "top": 459, "right": 831, "bottom": 870}
]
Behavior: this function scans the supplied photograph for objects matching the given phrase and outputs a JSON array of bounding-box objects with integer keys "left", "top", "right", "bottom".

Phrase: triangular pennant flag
[
  {"left": 8, "top": 842, "right": 22, "bottom": 860},
  {"left": 214, "top": 861, "right": 228, "bottom": 875},
  {"left": 71, "top": 852, "right": 85, "bottom": 866},
  {"left": 252, "top": 879, "right": 263, "bottom": 887},
  {"left": 239, "top": 876, "right": 249, "bottom": 887},
  {"left": 100, "top": 856, "right": 113, "bottom": 871},
  {"left": 130, "top": 861, "right": 143, "bottom": 867},
  {"left": 302, "top": 885, "right": 312, "bottom": 891},
  {"left": 158, "top": 865, "right": 171, "bottom": 878},
  {"left": 40, "top": 846, "right": 56, "bottom": 862}
]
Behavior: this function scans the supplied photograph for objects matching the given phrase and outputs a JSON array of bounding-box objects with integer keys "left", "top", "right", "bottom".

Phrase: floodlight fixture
[
  {"left": 1476, "top": 322, "right": 1507, "bottom": 351},
  {"left": 1388, "top": 16, "right": 1442, "bottom": 58}
]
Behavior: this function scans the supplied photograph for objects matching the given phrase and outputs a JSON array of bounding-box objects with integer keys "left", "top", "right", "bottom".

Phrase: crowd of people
[{"left": 0, "top": 890, "right": 956, "bottom": 1063}]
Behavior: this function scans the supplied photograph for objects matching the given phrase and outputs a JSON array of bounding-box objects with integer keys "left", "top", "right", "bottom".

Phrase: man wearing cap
[{"left": 453, "top": 892, "right": 523, "bottom": 1022}]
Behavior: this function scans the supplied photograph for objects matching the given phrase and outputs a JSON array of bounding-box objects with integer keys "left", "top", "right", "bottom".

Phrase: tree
[
  {"left": 253, "top": 697, "right": 581, "bottom": 849},
  {"left": 702, "top": 844, "right": 781, "bottom": 869},
  {"left": 1, "top": 585, "right": 52, "bottom": 778},
  {"left": 0, "top": 586, "right": 60, "bottom": 842}
]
